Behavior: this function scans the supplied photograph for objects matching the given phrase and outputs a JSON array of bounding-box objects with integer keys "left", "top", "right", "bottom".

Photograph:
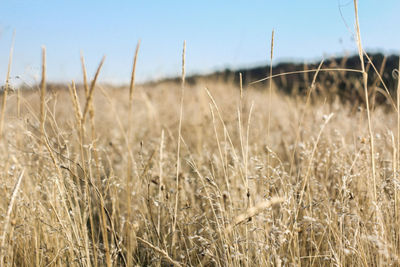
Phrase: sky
[{"left": 0, "top": 0, "right": 399, "bottom": 86}]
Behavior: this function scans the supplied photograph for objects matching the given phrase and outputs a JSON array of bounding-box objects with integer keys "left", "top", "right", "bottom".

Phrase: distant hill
[
  {"left": 5, "top": 53, "right": 399, "bottom": 107},
  {"left": 152, "top": 53, "right": 399, "bottom": 106}
]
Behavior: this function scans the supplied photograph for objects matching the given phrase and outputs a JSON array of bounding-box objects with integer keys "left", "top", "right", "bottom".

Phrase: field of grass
[{"left": 1, "top": 3, "right": 400, "bottom": 267}]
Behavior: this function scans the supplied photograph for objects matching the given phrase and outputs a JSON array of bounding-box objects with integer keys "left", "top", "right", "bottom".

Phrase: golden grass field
[{"left": 1, "top": 2, "right": 400, "bottom": 266}]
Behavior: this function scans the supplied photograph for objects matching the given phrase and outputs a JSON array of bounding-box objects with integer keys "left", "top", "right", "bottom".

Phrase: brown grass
[
  {"left": 1, "top": 1, "right": 400, "bottom": 266},
  {"left": 1, "top": 64, "right": 399, "bottom": 265}
]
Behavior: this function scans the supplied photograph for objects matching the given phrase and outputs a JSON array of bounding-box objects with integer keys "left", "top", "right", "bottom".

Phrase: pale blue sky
[{"left": 0, "top": 1, "right": 399, "bottom": 85}]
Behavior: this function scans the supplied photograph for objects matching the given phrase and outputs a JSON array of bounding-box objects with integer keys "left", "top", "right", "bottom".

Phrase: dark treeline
[{"left": 158, "top": 53, "right": 399, "bottom": 107}]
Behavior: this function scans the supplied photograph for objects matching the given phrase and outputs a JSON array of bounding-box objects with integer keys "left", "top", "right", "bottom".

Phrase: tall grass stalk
[
  {"left": 172, "top": 40, "right": 186, "bottom": 254},
  {"left": 40, "top": 46, "right": 46, "bottom": 142},
  {"left": 126, "top": 39, "right": 141, "bottom": 267},
  {"left": 0, "top": 32, "right": 15, "bottom": 139},
  {"left": 68, "top": 80, "right": 94, "bottom": 267},
  {"left": 82, "top": 56, "right": 105, "bottom": 123},
  {"left": 353, "top": 0, "right": 377, "bottom": 205},
  {"left": 396, "top": 56, "right": 400, "bottom": 256},
  {"left": 129, "top": 40, "right": 141, "bottom": 107},
  {"left": 266, "top": 29, "right": 274, "bottom": 180}
]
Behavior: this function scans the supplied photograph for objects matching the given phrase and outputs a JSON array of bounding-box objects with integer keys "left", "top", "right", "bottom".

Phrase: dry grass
[
  {"left": 1, "top": 2, "right": 400, "bottom": 266},
  {"left": 0, "top": 69, "right": 399, "bottom": 266}
]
